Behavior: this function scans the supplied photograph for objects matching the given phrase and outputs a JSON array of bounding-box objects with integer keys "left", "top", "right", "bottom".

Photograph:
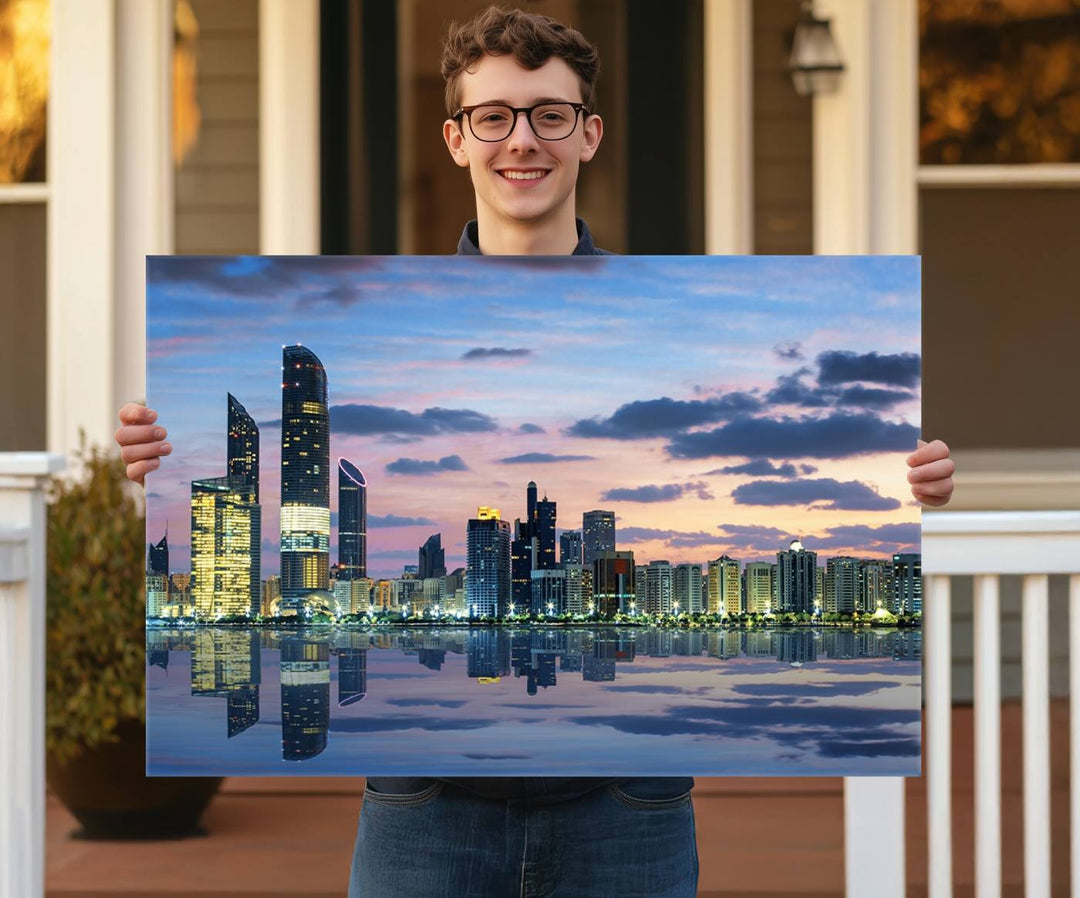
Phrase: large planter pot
[{"left": 46, "top": 718, "right": 222, "bottom": 840}]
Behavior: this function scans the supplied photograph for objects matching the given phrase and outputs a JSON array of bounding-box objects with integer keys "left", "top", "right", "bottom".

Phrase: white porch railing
[
  {"left": 917, "top": 510, "right": 1080, "bottom": 898},
  {"left": 0, "top": 453, "right": 65, "bottom": 898}
]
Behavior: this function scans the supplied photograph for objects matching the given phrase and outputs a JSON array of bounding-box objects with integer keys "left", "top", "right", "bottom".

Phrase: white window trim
[
  {"left": 919, "top": 163, "right": 1080, "bottom": 188},
  {"left": 0, "top": 184, "right": 50, "bottom": 203}
]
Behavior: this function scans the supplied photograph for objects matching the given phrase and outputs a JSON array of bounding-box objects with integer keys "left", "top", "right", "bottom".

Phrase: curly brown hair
[{"left": 441, "top": 5, "right": 600, "bottom": 117}]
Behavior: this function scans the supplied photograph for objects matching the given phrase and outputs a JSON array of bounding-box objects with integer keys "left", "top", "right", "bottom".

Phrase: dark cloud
[
  {"left": 518, "top": 423, "right": 545, "bottom": 434},
  {"left": 385, "top": 698, "right": 468, "bottom": 708},
  {"left": 800, "top": 464, "right": 818, "bottom": 475},
  {"left": 710, "top": 459, "right": 799, "bottom": 478},
  {"left": 147, "top": 256, "right": 384, "bottom": 307},
  {"left": 462, "top": 347, "right": 532, "bottom": 361},
  {"left": 566, "top": 393, "right": 761, "bottom": 440},
  {"left": 817, "top": 351, "right": 921, "bottom": 388},
  {"left": 331, "top": 404, "right": 498, "bottom": 436},
  {"left": 766, "top": 369, "right": 832, "bottom": 408},
  {"left": 817, "top": 739, "right": 921, "bottom": 758},
  {"left": 731, "top": 478, "right": 901, "bottom": 511},
  {"left": 462, "top": 753, "right": 532, "bottom": 760},
  {"left": 665, "top": 412, "right": 919, "bottom": 460},
  {"left": 368, "top": 514, "right": 438, "bottom": 527},
  {"left": 617, "top": 526, "right": 721, "bottom": 549},
  {"left": 813, "top": 522, "right": 920, "bottom": 553},
  {"left": 602, "top": 481, "right": 713, "bottom": 503},
  {"left": 386, "top": 455, "right": 469, "bottom": 476},
  {"left": 498, "top": 452, "right": 595, "bottom": 464},
  {"left": 774, "top": 341, "right": 805, "bottom": 361},
  {"left": 329, "top": 715, "right": 490, "bottom": 733},
  {"left": 838, "top": 386, "right": 916, "bottom": 410}
]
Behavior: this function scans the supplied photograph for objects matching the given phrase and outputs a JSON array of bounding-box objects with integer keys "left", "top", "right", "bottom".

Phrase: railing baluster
[
  {"left": 1072, "top": 574, "right": 1080, "bottom": 898},
  {"left": 1023, "top": 574, "right": 1050, "bottom": 898},
  {"left": 974, "top": 575, "right": 1001, "bottom": 898},
  {"left": 927, "top": 574, "right": 953, "bottom": 898}
]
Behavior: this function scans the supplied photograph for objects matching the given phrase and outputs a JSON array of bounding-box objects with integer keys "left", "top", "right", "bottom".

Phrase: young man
[{"left": 117, "top": 6, "right": 954, "bottom": 895}]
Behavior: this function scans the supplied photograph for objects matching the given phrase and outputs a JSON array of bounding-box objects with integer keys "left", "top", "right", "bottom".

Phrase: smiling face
[{"left": 443, "top": 54, "right": 603, "bottom": 234}]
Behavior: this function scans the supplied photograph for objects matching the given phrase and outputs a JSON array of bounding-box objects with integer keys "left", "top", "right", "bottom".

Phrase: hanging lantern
[{"left": 788, "top": 2, "right": 845, "bottom": 96}]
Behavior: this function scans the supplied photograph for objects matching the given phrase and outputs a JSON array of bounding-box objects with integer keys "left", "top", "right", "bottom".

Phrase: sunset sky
[{"left": 146, "top": 255, "right": 921, "bottom": 580}]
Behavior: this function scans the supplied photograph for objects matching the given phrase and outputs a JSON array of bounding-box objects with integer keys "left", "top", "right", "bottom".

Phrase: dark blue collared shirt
[{"left": 456, "top": 217, "right": 614, "bottom": 256}]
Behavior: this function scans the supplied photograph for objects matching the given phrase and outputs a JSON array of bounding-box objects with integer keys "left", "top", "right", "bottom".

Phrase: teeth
[{"left": 501, "top": 170, "right": 546, "bottom": 180}]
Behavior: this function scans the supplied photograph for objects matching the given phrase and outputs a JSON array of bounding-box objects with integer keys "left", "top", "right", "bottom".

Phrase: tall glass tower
[
  {"left": 280, "top": 345, "right": 330, "bottom": 603},
  {"left": 582, "top": 509, "right": 616, "bottom": 569},
  {"left": 338, "top": 459, "right": 367, "bottom": 580},
  {"left": 227, "top": 393, "right": 260, "bottom": 502}
]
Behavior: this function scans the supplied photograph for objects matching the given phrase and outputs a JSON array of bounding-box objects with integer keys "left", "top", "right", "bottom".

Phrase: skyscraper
[
  {"left": 560, "top": 530, "right": 582, "bottom": 567},
  {"left": 893, "top": 553, "right": 922, "bottom": 614},
  {"left": 337, "top": 459, "right": 367, "bottom": 580},
  {"left": 593, "top": 550, "right": 635, "bottom": 616},
  {"left": 535, "top": 497, "right": 557, "bottom": 570},
  {"left": 776, "top": 539, "right": 817, "bottom": 613},
  {"left": 146, "top": 528, "right": 169, "bottom": 619},
  {"left": 418, "top": 532, "right": 446, "bottom": 579},
  {"left": 280, "top": 344, "right": 330, "bottom": 603},
  {"left": 466, "top": 507, "right": 512, "bottom": 618},
  {"left": 190, "top": 476, "right": 261, "bottom": 617},
  {"left": 227, "top": 393, "right": 260, "bottom": 502},
  {"left": 673, "top": 562, "right": 703, "bottom": 614},
  {"left": 646, "top": 560, "right": 674, "bottom": 615},
  {"left": 825, "top": 556, "right": 859, "bottom": 614},
  {"left": 582, "top": 510, "right": 615, "bottom": 569},
  {"left": 744, "top": 562, "right": 774, "bottom": 614}
]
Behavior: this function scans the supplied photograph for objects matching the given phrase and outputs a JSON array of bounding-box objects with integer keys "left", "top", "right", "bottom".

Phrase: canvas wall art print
[{"left": 145, "top": 255, "right": 922, "bottom": 777}]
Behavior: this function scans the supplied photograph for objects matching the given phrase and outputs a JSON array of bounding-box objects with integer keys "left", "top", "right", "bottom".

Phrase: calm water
[{"left": 146, "top": 626, "right": 921, "bottom": 777}]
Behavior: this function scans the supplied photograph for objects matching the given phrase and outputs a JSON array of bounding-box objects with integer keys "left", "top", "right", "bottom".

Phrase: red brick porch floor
[{"left": 46, "top": 700, "right": 1072, "bottom": 897}]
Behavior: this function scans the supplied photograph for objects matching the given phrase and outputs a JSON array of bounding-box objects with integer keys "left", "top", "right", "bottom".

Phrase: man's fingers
[
  {"left": 115, "top": 423, "right": 167, "bottom": 447},
  {"left": 907, "top": 438, "right": 949, "bottom": 466},
  {"left": 907, "top": 458, "right": 956, "bottom": 484},
  {"left": 119, "top": 440, "right": 172, "bottom": 465},
  {"left": 912, "top": 477, "right": 953, "bottom": 498},
  {"left": 125, "top": 457, "right": 161, "bottom": 486},
  {"left": 913, "top": 489, "right": 951, "bottom": 508},
  {"left": 118, "top": 403, "right": 157, "bottom": 425}
]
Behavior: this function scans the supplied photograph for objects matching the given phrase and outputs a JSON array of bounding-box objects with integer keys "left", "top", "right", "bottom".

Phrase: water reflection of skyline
[{"left": 146, "top": 627, "right": 921, "bottom": 772}]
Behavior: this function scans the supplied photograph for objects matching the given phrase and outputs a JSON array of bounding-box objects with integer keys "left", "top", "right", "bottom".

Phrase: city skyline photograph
[{"left": 146, "top": 255, "right": 921, "bottom": 585}]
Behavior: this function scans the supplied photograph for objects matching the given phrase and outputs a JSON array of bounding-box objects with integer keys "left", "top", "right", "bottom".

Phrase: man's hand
[
  {"left": 906, "top": 439, "right": 954, "bottom": 507},
  {"left": 115, "top": 402, "right": 171, "bottom": 486}
]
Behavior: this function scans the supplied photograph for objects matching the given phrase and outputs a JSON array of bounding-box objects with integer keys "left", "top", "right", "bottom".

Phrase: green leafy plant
[{"left": 45, "top": 437, "right": 145, "bottom": 763}]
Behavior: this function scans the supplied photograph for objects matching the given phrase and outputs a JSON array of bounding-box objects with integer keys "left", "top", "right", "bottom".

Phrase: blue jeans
[{"left": 349, "top": 778, "right": 699, "bottom": 897}]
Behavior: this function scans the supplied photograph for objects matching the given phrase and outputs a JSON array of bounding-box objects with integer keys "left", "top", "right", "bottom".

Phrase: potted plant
[{"left": 45, "top": 438, "right": 221, "bottom": 839}]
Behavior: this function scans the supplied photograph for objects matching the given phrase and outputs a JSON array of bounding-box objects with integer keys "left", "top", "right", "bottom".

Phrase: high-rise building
[
  {"left": 634, "top": 564, "right": 648, "bottom": 612},
  {"left": 147, "top": 528, "right": 169, "bottom": 576},
  {"left": 560, "top": 530, "right": 582, "bottom": 567},
  {"left": 531, "top": 568, "right": 567, "bottom": 615},
  {"left": 707, "top": 556, "right": 741, "bottom": 615},
  {"left": 338, "top": 459, "right": 367, "bottom": 580},
  {"left": 535, "top": 497, "right": 557, "bottom": 570},
  {"left": 190, "top": 475, "right": 260, "bottom": 617},
  {"left": 511, "top": 533, "right": 535, "bottom": 609},
  {"left": 466, "top": 507, "right": 512, "bottom": 618},
  {"left": 744, "top": 562, "right": 773, "bottom": 614},
  {"left": 418, "top": 532, "right": 446, "bottom": 579},
  {"left": 582, "top": 510, "right": 615, "bottom": 569},
  {"left": 146, "top": 528, "right": 170, "bottom": 619},
  {"left": 826, "top": 556, "right": 859, "bottom": 613},
  {"left": 593, "top": 550, "right": 635, "bottom": 616},
  {"left": 776, "top": 539, "right": 817, "bottom": 613},
  {"left": 858, "top": 560, "right": 889, "bottom": 612},
  {"left": 280, "top": 345, "right": 330, "bottom": 604},
  {"left": 673, "top": 563, "right": 703, "bottom": 614},
  {"left": 893, "top": 553, "right": 922, "bottom": 614},
  {"left": 646, "top": 560, "right": 674, "bottom": 615},
  {"left": 563, "top": 563, "right": 585, "bottom": 615},
  {"left": 227, "top": 393, "right": 260, "bottom": 502},
  {"left": 262, "top": 574, "right": 282, "bottom": 616}
]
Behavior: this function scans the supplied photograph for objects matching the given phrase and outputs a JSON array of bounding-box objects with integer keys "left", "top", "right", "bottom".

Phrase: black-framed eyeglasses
[{"left": 453, "top": 102, "right": 590, "bottom": 142}]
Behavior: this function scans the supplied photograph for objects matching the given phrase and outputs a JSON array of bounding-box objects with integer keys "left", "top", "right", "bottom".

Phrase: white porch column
[
  {"left": 48, "top": 0, "right": 115, "bottom": 455},
  {"left": 703, "top": 0, "right": 753, "bottom": 254},
  {"left": 0, "top": 453, "right": 66, "bottom": 898},
  {"left": 260, "top": 0, "right": 320, "bottom": 254},
  {"left": 814, "top": 2, "right": 920, "bottom": 893},
  {"left": 812, "top": 0, "right": 918, "bottom": 255}
]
